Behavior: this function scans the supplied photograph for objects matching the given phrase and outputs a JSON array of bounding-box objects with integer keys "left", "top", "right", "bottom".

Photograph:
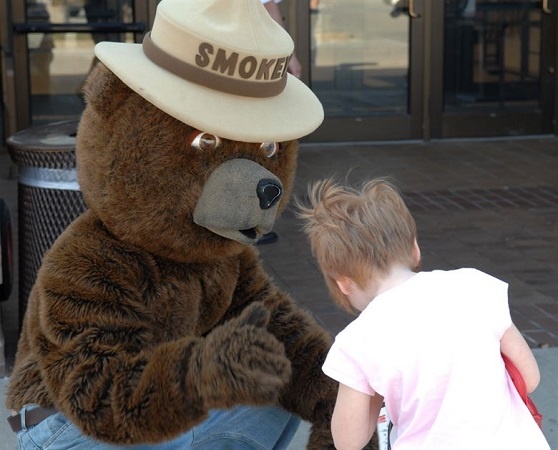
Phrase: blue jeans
[{"left": 16, "top": 404, "right": 301, "bottom": 449}]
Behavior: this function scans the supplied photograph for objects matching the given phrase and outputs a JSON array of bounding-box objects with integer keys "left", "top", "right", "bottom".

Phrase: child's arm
[
  {"left": 500, "top": 323, "right": 540, "bottom": 393},
  {"left": 331, "top": 383, "right": 384, "bottom": 450}
]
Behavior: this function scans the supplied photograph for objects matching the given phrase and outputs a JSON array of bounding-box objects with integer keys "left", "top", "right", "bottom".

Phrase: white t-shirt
[{"left": 323, "top": 268, "right": 549, "bottom": 450}]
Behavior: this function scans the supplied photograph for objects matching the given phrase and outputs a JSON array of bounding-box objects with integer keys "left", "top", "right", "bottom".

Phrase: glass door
[
  {"left": 301, "top": 0, "right": 426, "bottom": 142},
  {"left": 5, "top": 0, "right": 555, "bottom": 142},
  {"left": 289, "top": 0, "right": 556, "bottom": 142},
  {"left": 431, "top": 0, "right": 556, "bottom": 138},
  {"left": 1, "top": 0, "right": 156, "bottom": 135}
]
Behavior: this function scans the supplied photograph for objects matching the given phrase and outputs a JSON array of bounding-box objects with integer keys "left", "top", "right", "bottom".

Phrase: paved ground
[
  {"left": 1, "top": 136, "right": 557, "bottom": 448},
  {"left": 259, "top": 138, "right": 558, "bottom": 347}
]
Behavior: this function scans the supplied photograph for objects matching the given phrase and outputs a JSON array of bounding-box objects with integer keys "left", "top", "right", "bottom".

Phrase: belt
[{"left": 8, "top": 406, "right": 58, "bottom": 433}]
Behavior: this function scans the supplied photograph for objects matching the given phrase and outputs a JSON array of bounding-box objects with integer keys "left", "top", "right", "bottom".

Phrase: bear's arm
[
  {"left": 22, "top": 232, "right": 215, "bottom": 444},
  {"left": 232, "top": 248, "right": 339, "bottom": 440},
  {"left": 13, "top": 215, "right": 290, "bottom": 445}
]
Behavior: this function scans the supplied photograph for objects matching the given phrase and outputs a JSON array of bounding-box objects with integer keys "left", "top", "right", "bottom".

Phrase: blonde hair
[{"left": 297, "top": 178, "right": 417, "bottom": 314}]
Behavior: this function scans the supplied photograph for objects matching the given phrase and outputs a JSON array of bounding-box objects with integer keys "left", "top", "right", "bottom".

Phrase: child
[{"left": 297, "top": 178, "right": 549, "bottom": 450}]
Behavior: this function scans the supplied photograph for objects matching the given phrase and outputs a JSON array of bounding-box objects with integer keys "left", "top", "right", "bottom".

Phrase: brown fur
[{"left": 6, "top": 63, "right": 378, "bottom": 449}]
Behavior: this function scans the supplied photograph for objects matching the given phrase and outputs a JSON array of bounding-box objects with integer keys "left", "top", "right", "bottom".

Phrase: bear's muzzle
[{"left": 193, "top": 158, "right": 283, "bottom": 244}]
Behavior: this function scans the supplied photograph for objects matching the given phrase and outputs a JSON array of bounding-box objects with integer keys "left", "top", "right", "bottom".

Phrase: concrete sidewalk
[{"left": 0, "top": 347, "right": 556, "bottom": 449}]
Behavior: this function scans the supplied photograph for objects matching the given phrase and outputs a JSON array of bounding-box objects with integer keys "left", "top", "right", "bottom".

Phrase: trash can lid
[{"left": 6, "top": 119, "right": 79, "bottom": 153}]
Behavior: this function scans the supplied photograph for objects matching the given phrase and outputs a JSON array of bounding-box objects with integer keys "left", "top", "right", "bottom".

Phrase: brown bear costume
[{"left": 6, "top": 1, "right": 378, "bottom": 449}]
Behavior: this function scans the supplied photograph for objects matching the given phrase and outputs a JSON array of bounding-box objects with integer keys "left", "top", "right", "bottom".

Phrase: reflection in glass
[
  {"left": 25, "top": 0, "right": 135, "bottom": 125},
  {"left": 444, "top": 0, "right": 542, "bottom": 112},
  {"left": 310, "top": 0, "right": 410, "bottom": 118},
  {"left": 83, "top": 0, "right": 134, "bottom": 44}
]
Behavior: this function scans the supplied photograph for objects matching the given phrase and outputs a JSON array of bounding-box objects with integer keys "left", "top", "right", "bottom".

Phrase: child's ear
[
  {"left": 336, "top": 277, "right": 353, "bottom": 296},
  {"left": 412, "top": 239, "right": 422, "bottom": 271}
]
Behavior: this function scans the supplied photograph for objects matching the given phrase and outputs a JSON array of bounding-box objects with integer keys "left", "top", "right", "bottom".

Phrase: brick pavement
[
  {"left": 1, "top": 136, "right": 558, "bottom": 376},
  {"left": 258, "top": 137, "right": 558, "bottom": 348}
]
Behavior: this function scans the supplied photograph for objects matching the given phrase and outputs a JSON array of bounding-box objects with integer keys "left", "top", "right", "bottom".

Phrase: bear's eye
[
  {"left": 260, "top": 142, "right": 278, "bottom": 158},
  {"left": 190, "top": 132, "right": 222, "bottom": 151}
]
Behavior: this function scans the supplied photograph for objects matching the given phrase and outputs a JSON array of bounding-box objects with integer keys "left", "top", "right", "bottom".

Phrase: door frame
[
  {"left": 4, "top": 1, "right": 557, "bottom": 143},
  {"left": 286, "top": 0, "right": 558, "bottom": 143},
  {"left": 429, "top": 0, "right": 558, "bottom": 139},
  {"left": 290, "top": 0, "right": 428, "bottom": 143},
  {"left": 0, "top": 0, "right": 158, "bottom": 136}
]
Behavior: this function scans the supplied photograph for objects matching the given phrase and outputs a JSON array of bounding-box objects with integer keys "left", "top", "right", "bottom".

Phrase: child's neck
[{"left": 374, "top": 265, "right": 417, "bottom": 297}]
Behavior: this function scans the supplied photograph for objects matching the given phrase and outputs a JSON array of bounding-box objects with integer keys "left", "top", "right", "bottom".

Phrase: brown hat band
[{"left": 142, "top": 33, "right": 289, "bottom": 98}]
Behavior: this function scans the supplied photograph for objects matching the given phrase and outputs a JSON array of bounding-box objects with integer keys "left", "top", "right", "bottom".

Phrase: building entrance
[
  {"left": 296, "top": 0, "right": 557, "bottom": 142},
  {"left": 437, "top": 0, "right": 556, "bottom": 138},
  {"left": 0, "top": 0, "right": 156, "bottom": 140},
  {"left": 2, "top": 0, "right": 557, "bottom": 144}
]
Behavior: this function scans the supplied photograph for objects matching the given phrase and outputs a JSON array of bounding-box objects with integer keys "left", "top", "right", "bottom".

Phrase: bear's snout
[{"left": 193, "top": 159, "right": 283, "bottom": 244}]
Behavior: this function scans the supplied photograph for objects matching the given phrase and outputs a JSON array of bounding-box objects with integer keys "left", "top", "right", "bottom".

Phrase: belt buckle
[
  {"left": 7, "top": 411, "right": 23, "bottom": 433},
  {"left": 7, "top": 404, "right": 41, "bottom": 433}
]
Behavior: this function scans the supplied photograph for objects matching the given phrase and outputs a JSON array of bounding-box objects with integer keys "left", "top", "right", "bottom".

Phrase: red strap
[{"left": 501, "top": 353, "right": 543, "bottom": 429}]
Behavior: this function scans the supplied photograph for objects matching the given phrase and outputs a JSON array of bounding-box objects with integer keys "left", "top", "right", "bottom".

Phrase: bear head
[
  {"left": 76, "top": 63, "right": 300, "bottom": 263},
  {"left": 75, "top": 0, "right": 323, "bottom": 263}
]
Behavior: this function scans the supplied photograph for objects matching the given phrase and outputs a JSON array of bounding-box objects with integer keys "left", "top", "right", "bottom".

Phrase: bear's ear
[{"left": 82, "top": 61, "right": 132, "bottom": 118}]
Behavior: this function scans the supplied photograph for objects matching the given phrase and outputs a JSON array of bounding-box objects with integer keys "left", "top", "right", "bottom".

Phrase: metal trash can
[{"left": 7, "top": 119, "right": 87, "bottom": 323}]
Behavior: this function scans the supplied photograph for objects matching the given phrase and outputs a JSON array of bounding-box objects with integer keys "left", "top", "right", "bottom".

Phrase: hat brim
[{"left": 95, "top": 42, "right": 324, "bottom": 143}]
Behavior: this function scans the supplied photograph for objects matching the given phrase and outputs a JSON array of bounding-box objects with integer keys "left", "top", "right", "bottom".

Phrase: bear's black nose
[{"left": 257, "top": 179, "right": 282, "bottom": 209}]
